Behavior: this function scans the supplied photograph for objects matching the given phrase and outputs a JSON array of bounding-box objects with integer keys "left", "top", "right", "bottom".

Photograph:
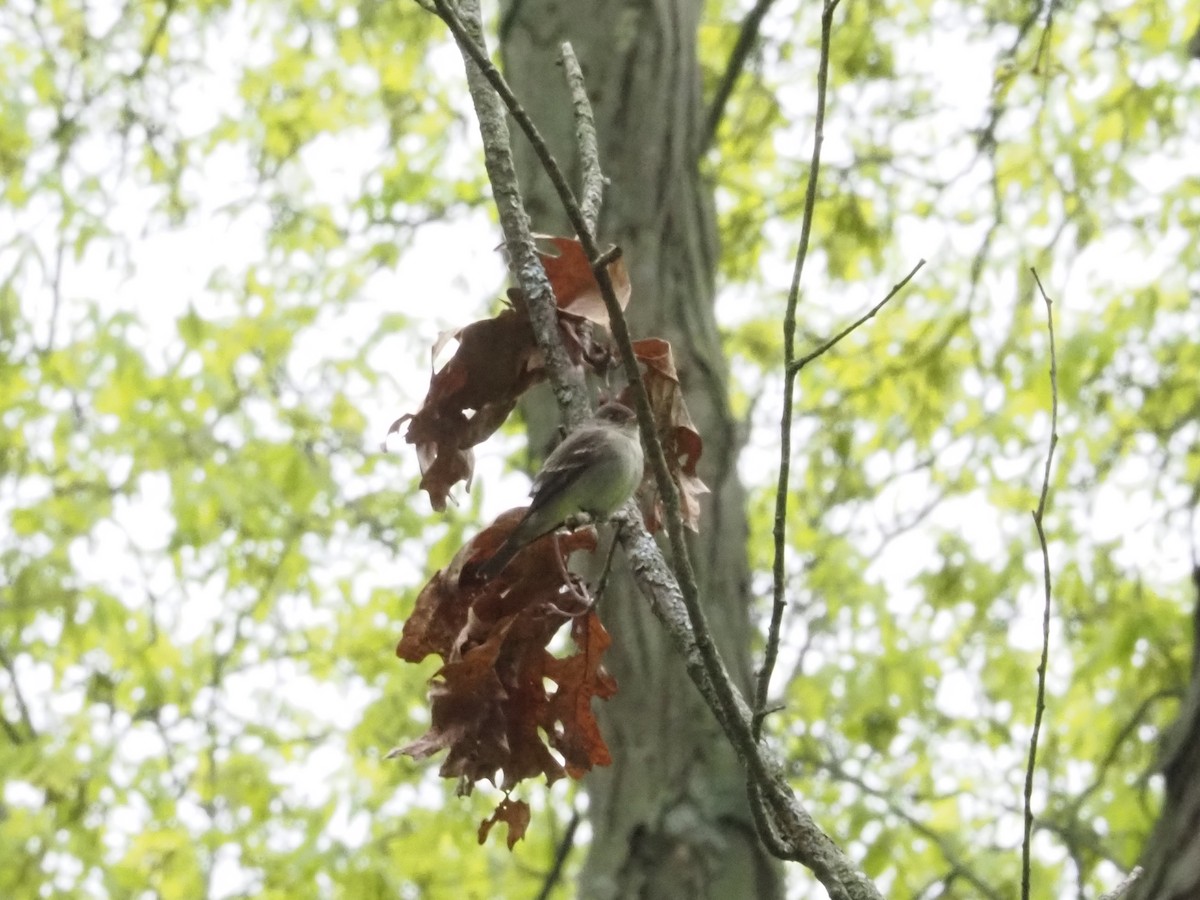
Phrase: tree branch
[
  {"left": 756, "top": 0, "right": 837, "bottom": 734},
  {"left": 426, "top": 0, "right": 737, "bottom": 757},
  {"left": 701, "top": 0, "right": 779, "bottom": 155},
  {"left": 558, "top": 42, "right": 603, "bottom": 234},
  {"left": 1099, "top": 867, "right": 1141, "bottom": 900},
  {"left": 433, "top": 0, "right": 590, "bottom": 425},
  {"left": 1023, "top": 268, "right": 1059, "bottom": 900},
  {"left": 534, "top": 807, "right": 581, "bottom": 900},
  {"left": 787, "top": 261, "right": 925, "bottom": 377},
  {"left": 757, "top": 257, "right": 923, "bottom": 733},
  {"left": 428, "top": 3, "right": 882, "bottom": 895},
  {"left": 0, "top": 643, "right": 36, "bottom": 740}
]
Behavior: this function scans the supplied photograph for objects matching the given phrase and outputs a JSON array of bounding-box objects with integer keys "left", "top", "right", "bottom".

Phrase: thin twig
[
  {"left": 758, "top": 260, "right": 923, "bottom": 721},
  {"left": 702, "top": 0, "right": 780, "bottom": 154},
  {"left": 41, "top": 233, "right": 67, "bottom": 355},
  {"left": 431, "top": 0, "right": 589, "bottom": 271},
  {"left": 1098, "top": 867, "right": 1141, "bottom": 900},
  {"left": 755, "top": 0, "right": 840, "bottom": 736},
  {"left": 0, "top": 712, "right": 22, "bottom": 744},
  {"left": 534, "top": 807, "right": 581, "bottom": 900},
  {"left": 1031, "top": 0, "right": 1062, "bottom": 76},
  {"left": 751, "top": 255, "right": 926, "bottom": 691},
  {"left": 558, "top": 42, "right": 603, "bottom": 233},
  {"left": 593, "top": 520, "right": 625, "bottom": 602},
  {"left": 592, "top": 245, "right": 621, "bottom": 270},
  {"left": 789, "top": 260, "right": 926, "bottom": 376},
  {"left": 747, "top": 781, "right": 792, "bottom": 858},
  {"left": 1192, "top": 561, "right": 1200, "bottom": 679},
  {"left": 551, "top": 531, "right": 593, "bottom": 611},
  {"left": 557, "top": 40, "right": 602, "bottom": 361},
  {"left": 1023, "top": 268, "right": 1059, "bottom": 900},
  {"left": 128, "top": 0, "right": 179, "bottom": 82},
  {"left": 0, "top": 644, "right": 36, "bottom": 740}
]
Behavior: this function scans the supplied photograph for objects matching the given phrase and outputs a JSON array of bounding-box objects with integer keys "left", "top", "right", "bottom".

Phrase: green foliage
[
  {"left": 717, "top": 0, "right": 1199, "bottom": 895},
  {"left": 0, "top": 0, "right": 543, "bottom": 897}
]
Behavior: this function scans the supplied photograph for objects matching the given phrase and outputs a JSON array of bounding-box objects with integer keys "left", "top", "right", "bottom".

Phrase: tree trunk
[
  {"left": 1127, "top": 572, "right": 1200, "bottom": 900},
  {"left": 500, "top": 3, "right": 784, "bottom": 898}
]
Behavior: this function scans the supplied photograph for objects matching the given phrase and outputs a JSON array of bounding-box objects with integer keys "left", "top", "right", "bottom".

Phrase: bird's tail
[{"left": 472, "top": 533, "right": 523, "bottom": 581}]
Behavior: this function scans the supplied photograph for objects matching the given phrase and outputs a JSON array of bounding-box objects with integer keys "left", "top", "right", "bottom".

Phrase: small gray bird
[{"left": 475, "top": 402, "right": 644, "bottom": 579}]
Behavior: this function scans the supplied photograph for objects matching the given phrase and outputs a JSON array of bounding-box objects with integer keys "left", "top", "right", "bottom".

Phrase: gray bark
[
  {"left": 1127, "top": 570, "right": 1200, "bottom": 900},
  {"left": 499, "top": 2, "right": 784, "bottom": 898}
]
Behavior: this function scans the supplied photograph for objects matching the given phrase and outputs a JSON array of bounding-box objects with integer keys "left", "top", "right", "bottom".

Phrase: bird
[{"left": 474, "top": 401, "right": 644, "bottom": 579}]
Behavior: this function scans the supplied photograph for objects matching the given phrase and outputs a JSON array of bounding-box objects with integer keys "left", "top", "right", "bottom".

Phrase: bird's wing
[{"left": 527, "top": 426, "right": 606, "bottom": 509}]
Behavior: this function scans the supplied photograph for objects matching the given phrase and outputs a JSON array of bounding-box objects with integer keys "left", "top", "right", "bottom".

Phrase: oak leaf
[
  {"left": 385, "top": 235, "right": 632, "bottom": 510},
  {"left": 620, "top": 338, "right": 710, "bottom": 531},
  {"left": 393, "top": 511, "right": 617, "bottom": 845},
  {"left": 477, "top": 797, "right": 531, "bottom": 849}
]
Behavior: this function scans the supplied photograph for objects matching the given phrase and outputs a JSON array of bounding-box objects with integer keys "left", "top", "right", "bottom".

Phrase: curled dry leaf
[
  {"left": 385, "top": 236, "right": 632, "bottom": 510},
  {"left": 385, "top": 310, "right": 537, "bottom": 510},
  {"left": 392, "top": 510, "right": 617, "bottom": 847},
  {"left": 477, "top": 797, "right": 531, "bottom": 850},
  {"left": 543, "top": 611, "right": 617, "bottom": 777},
  {"left": 620, "top": 337, "right": 710, "bottom": 532},
  {"left": 534, "top": 234, "right": 631, "bottom": 326}
]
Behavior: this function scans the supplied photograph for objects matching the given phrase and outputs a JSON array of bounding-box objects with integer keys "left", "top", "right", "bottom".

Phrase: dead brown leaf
[
  {"left": 393, "top": 511, "right": 617, "bottom": 847},
  {"left": 620, "top": 338, "right": 710, "bottom": 532}
]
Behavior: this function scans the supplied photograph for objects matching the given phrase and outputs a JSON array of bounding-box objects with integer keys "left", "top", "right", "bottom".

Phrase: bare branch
[
  {"left": 430, "top": 0, "right": 589, "bottom": 284},
  {"left": 431, "top": 0, "right": 589, "bottom": 424},
  {"left": 127, "top": 0, "right": 179, "bottom": 83},
  {"left": 1099, "top": 867, "right": 1141, "bottom": 900},
  {"left": 0, "top": 643, "right": 36, "bottom": 741},
  {"left": 558, "top": 42, "right": 603, "bottom": 233},
  {"left": 756, "top": 0, "right": 838, "bottom": 734},
  {"left": 534, "top": 808, "right": 581, "bottom": 900},
  {"left": 757, "top": 256, "right": 923, "bottom": 734},
  {"left": 788, "top": 260, "right": 926, "bottom": 377},
  {"left": 1023, "top": 268, "right": 1059, "bottom": 900},
  {"left": 702, "top": 0, "right": 779, "bottom": 154}
]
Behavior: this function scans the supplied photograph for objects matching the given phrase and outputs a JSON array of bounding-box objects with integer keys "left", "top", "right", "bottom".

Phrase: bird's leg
[
  {"left": 550, "top": 532, "right": 593, "bottom": 612},
  {"left": 561, "top": 511, "right": 598, "bottom": 532}
]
